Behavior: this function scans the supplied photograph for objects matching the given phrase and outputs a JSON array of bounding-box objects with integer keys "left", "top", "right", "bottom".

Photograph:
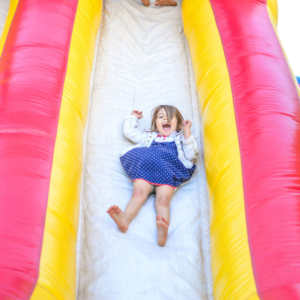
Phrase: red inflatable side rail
[
  {"left": 0, "top": 0, "right": 78, "bottom": 298},
  {"left": 209, "top": 0, "right": 300, "bottom": 299}
]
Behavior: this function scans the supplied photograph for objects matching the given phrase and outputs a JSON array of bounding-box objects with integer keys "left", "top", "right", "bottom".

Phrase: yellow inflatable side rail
[
  {"left": 182, "top": 1, "right": 257, "bottom": 298},
  {"left": 31, "top": 1, "right": 102, "bottom": 298}
]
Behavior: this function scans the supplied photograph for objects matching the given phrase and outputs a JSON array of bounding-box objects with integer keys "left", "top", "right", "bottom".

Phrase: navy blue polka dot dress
[{"left": 120, "top": 139, "right": 196, "bottom": 188}]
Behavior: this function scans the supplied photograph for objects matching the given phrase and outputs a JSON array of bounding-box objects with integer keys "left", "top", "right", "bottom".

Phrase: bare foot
[
  {"left": 141, "top": 0, "right": 150, "bottom": 6},
  {"left": 154, "top": 0, "right": 177, "bottom": 6},
  {"left": 156, "top": 215, "right": 169, "bottom": 246},
  {"left": 107, "top": 205, "right": 130, "bottom": 232}
]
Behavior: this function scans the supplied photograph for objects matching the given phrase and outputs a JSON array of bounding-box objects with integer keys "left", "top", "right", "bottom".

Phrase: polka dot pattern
[{"left": 120, "top": 140, "right": 196, "bottom": 187}]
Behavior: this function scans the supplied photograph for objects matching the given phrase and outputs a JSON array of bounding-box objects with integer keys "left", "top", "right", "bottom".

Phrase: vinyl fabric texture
[{"left": 1, "top": 0, "right": 300, "bottom": 299}]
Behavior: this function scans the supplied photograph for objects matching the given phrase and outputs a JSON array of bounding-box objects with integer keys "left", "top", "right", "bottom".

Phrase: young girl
[{"left": 107, "top": 105, "right": 198, "bottom": 246}]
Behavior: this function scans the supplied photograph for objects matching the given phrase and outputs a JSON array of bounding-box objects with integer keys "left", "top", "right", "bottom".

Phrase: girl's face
[{"left": 156, "top": 108, "right": 178, "bottom": 136}]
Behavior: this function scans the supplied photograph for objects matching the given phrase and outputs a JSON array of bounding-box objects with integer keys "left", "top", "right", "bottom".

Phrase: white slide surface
[
  {"left": 78, "top": 0, "right": 212, "bottom": 299},
  {"left": 76, "top": 0, "right": 213, "bottom": 299},
  {"left": 77, "top": 0, "right": 213, "bottom": 300}
]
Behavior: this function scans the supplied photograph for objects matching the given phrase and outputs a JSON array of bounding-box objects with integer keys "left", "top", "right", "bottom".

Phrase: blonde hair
[{"left": 150, "top": 105, "right": 184, "bottom": 132}]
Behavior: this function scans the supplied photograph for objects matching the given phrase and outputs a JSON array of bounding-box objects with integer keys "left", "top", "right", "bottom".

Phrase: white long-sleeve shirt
[{"left": 121, "top": 115, "right": 199, "bottom": 169}]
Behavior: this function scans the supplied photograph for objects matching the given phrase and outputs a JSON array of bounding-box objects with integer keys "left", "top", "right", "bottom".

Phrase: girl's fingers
[
  {"left": 132, "top": 110, "right": 143, "bottom": 119},
  {"left": 183, "top": 119, "right": 192, "bottom": 128},
  {"left": 132, "top": 110, "right": 142, "bottom": 115}
]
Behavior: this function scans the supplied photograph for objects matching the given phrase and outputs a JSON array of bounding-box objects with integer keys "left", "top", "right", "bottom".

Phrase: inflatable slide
[{"left": 0, "top": 0, "right": 300, "bottom": 299}]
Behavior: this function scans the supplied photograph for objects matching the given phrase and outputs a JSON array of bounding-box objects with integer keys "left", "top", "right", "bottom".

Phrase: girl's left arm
[
  {"left": 123, "top": 115, "right": 147, "bottom": 144},
  {"left": 181, "top": 134, "right": 199, "bottom": 161}
]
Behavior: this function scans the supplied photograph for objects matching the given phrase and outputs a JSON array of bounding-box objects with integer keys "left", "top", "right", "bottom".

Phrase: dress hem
[{"left": 132, "top": 178, "right": 177, "bottom": 189}]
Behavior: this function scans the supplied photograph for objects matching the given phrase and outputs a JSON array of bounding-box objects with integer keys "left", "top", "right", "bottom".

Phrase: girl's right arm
[{"left": 123, "top": 111, "right": 147, "bottom": 144}]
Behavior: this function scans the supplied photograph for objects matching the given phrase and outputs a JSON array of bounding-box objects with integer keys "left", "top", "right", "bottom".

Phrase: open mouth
[{"left": 163, "top": 124, "right": 171, "bottom": 131}]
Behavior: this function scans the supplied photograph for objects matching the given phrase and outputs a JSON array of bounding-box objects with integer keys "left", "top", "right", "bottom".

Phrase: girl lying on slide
[
  {"left": 107, "top": 105, "right": 198, "bottom": 246},
  {"left": 142, "top": 0, "right": 177, "bottom": 7}
]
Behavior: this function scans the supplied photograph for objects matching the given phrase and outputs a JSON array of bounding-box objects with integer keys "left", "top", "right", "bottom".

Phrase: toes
[
  {"left": 107, "top": 206, "right": 114, "bottom": 212},
  {"left": 162, "top": 217, "right": 170, "bottom": 225},
  {"left": 107, "top": 205, "right": 120, "bottom": 214},
  {"left": 156, "top": 215, "right": 162, "bottom": 222},
  {"left": 142, "top": 0, "right": 150, "bottom": 6}
]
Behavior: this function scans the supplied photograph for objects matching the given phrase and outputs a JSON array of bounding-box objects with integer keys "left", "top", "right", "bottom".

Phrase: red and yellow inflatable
[{"left": 0, "top": 0, "right": 299, "bottom": 299}]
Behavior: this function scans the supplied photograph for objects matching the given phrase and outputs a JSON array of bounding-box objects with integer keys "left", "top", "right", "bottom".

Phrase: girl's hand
[
  {"left": 131, "top": 110, "right": 143, "bottom": 119},
  {"left": 183, "top": 119, "right": 192, "bottom": 130},
  {"left": 183, "top": 119, "right": 192, "bottom": 139}
]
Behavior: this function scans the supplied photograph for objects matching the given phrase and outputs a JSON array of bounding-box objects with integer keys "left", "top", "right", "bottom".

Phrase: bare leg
[
  {"left": 155, "top": 185, "right": 175, "bottom": 246},
  {"left": 154, "top": 0, "right": 177, "bottom": 6},
  {"left": 141, "top": 0, "right": 150, "bottom": 6},
  {"left": 107, "top": 180, "right": 152, "bottom": 232}
]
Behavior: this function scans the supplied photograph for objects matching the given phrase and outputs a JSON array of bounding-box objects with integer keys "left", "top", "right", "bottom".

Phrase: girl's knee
[
  {"left": 155, "top": 196, "right": 170, "bottom": 209},
  {"left": 132, "top": 188, "right": 147, "bottom": 200}
]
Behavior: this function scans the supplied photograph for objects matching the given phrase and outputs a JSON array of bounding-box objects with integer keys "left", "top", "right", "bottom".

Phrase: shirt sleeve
[
  {"left": 181, "top": 134, "right": 199, "bottom": 161},
  {"left": 123, "top": 115, "right": 148, "bottom": 144}
]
